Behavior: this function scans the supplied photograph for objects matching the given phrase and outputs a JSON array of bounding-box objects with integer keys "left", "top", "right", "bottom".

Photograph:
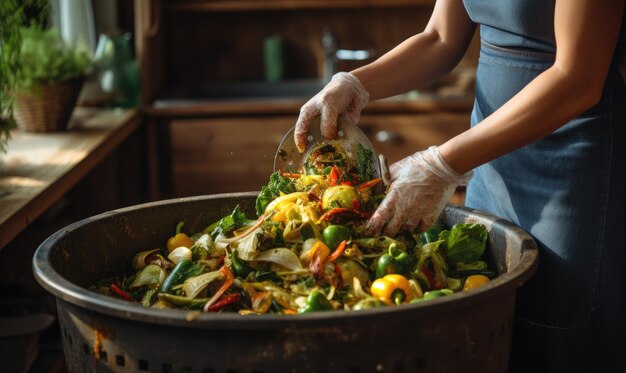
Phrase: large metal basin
[{"left": 33, "top": 192, "right": 538, "bottom": 373}]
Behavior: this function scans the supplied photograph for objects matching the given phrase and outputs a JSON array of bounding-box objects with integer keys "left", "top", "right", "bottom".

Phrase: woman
[{"left": 294, "top": 1, "right": 626, "bottom": 371}]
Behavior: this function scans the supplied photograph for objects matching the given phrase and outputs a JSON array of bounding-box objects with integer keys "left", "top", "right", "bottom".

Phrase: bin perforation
[
  {"left": 138, "top": 359, "right": 149, "bottom": 371},
  {"left": 115, "top": 354, "right": 125, "bottom": 367}
]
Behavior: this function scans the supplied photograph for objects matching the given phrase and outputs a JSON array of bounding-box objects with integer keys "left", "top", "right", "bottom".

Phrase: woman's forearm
[{"left": 438, "top": 66, "right": 602, "bottom": 174}]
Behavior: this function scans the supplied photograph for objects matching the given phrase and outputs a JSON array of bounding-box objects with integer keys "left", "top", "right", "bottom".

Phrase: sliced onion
[
  {"left": 168, "top": 247, "right": 192, "bottom": 265},
  {"left": 182, "top": 270, "right": 223, "bottom": 299},
  {"left": 253, "top": 248, "right": 303, "bottom": 271},
  {"left": 130, "top": 264, "right": 166, "bottom": 289},
  {"left": 132, "top": 249, "right": 160, "bottom": 270},
  {"left": 352, "top": 277, "right": 368, "bottom": 300},
  {"left": 232, "top": 227, "right": 262, "bottom": 260}
]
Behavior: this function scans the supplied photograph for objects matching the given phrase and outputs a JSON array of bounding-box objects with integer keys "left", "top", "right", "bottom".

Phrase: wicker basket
[{"left": 13, "top": 76, "right": 84, "bottom": 132}]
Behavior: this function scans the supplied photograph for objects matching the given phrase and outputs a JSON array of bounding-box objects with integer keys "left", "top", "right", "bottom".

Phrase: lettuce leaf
[
  {"left": 255, "top": 172, "right": 297, "bottom": 216},
  {"left": 440, "top": 223, "right": 488, "bottom": 264},
  {"left": 214, "top": 205, "right": 248, "bottom": 237}
]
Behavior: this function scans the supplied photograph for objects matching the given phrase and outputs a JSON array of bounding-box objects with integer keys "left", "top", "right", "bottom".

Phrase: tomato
[
  {"left": 322, "top": 224, "right": 351, "bottom": 251},
  {"left": 463, "top": 274, "right": 490, "bottom": 291},
  {"left": 321, "top": 185, "right": 358, "bottom": 211}
]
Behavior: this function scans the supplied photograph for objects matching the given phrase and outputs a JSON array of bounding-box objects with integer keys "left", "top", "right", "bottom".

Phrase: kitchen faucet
[{"left": 322, "top": 29, "right": 374, "bottom": 83}]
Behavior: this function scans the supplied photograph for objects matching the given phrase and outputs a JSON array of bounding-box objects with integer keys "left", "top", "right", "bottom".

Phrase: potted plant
[
  {"left": 1, "top": 0, "right": 91, "bottom": 150},
  {"left": 0, "top": 0, "right": 49, "bottom": 151},
  {"left": 11, "top": 24, "right": 91, "bottom": 132}
]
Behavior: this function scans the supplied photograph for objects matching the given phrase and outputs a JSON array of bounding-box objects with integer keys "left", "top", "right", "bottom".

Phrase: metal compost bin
[{"left": 33, "top": 192, "right": 538, "bottom": 373}]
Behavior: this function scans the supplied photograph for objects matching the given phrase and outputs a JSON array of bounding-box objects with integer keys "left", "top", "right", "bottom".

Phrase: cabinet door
[
  {"left": 169, "top": 113, "right": 470, "bottom": 198},
  {"left": 169, "top": 117, "right": 296, "bottom": 196},
  {"left": 359, "top": 113, "right": 470, "bottom": 163}
]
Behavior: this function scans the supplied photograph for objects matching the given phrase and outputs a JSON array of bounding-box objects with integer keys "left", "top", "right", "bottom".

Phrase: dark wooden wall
[{"left": 158, "top": 7, "right": 478, "bottom": 95}]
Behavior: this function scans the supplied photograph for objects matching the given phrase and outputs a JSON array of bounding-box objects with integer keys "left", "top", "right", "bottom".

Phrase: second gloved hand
[
  {"left": 363, "top": 146, "right": 472, "bottom": 237},
  {"left": 294, "top": 72, "right": 369, "bottom": 152}
]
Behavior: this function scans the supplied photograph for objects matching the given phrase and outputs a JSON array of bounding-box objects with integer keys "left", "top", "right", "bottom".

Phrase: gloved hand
[
  {"left": 363, "top": 146, "right": 472, "bottom": 236},
  {"left": 294, "top": 72, "right": 369, "bottom": 152}
]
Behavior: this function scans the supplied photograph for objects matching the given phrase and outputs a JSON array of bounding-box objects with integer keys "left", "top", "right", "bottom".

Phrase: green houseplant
[
  {"left": 0, "top": 0, "right": 48, "bottom": 152},
  {"left": 1, "top": 0, "right": 90, "bottom": 148},
  {"left": 11, "top": 24, "right": 91, "bottom": 132}
]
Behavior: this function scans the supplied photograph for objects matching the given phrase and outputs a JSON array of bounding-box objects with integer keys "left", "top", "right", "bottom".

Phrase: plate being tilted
[{"left": 274, "top": 117, "right": 385, "bottom": 186}]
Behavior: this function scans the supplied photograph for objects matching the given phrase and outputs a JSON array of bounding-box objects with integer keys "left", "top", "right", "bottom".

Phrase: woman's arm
[
  {"left": 352, "top": 0, "right": 476, "bottom": 100},
  {"left": 439, "top": 0, "right": 625, "bottom": 174}
]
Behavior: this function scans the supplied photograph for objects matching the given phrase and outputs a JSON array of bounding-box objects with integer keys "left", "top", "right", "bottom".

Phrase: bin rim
[{"left": 33, "top": 191, "right": 539, "bottom": 329}]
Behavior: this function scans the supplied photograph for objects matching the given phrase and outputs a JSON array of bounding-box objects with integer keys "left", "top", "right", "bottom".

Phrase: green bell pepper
[
  {"left": 322, "top": 224, "right": 351, "bottom": 251},
  {"left": 422, "top": 221, "right": 446, "bottom": 244},
  {"left": 157, "top": 293, "right": 210, "bottom": 308},
  {"left": 410, "top": 289, "right": 454, "bottom": 303},
  {"left": 230, "top": 250, "right": 254, "bottom": 278},
  {"left": 160, "top": 259, "right": 192, "bottom": 293},
  {"left": 298, "top": 290, "right": 333, "bottom": 313},
  {"left": 352, "top": 297, "right": 386, "bottom": 311},
  {"left": 375, "top": 243, "right": 411, "bottom": 279}
]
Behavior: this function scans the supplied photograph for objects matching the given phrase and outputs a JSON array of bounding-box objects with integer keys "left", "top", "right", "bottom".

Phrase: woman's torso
[
  {"left": 462, "top": 0, "right": 626, "bottom": 53},
  {"left": 459, "top": 1, "right": 626, "bottom": 370}
]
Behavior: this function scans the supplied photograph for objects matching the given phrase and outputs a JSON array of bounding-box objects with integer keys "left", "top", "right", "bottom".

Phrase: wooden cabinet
[
  {"left": 360, "top": 112, "right": 470, "bottom": 163},
  {"left": 169, "top": 116, "right": 296, "bottom": 196},
  {"left": 168, "top": 112, "right": 470, "bottom": 197}
]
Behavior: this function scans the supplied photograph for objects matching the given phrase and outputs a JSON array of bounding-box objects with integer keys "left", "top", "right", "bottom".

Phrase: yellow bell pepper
[
  {"left": 166, "top": 221, "right": 195, "bottom": 252},
  {"left": 271, "top": 201, "right": 295, "bottom": 222},
  {"left": 264, "top": 192, "right": 307, "bottom": 214},
  {"left": 370, "top": 274, "right": 413, "bottom": 305},
  {"left": 462, "top": 274, "right": 490, "bottom": 291}
]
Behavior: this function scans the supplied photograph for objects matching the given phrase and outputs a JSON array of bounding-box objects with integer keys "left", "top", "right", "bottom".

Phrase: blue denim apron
[{"left": 462, "top": 2, "right": 626, "bottom": 371}]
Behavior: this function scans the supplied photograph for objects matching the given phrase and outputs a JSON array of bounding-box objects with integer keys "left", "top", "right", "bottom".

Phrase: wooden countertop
[{"left": 0, "top": 107, "right": 140, "bottom": 250}]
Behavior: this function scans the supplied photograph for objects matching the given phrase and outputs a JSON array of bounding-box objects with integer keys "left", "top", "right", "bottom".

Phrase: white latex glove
[
  {"left": 363, "top": 146, "right": 472, "bottom": 236},
  {"left": 294, "top": 72, "right": 369, "bottom": 152}
]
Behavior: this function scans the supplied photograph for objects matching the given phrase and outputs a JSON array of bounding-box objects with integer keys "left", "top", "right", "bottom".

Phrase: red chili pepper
[
  {"left": 326, "top": 240, "right": 347, "bottom": 264},
  {"left": 203, "top": 266, "right": 234, "bottom": 312},
  {"left": 329, "top": 166, "right": 341, "bottom": 186},
  {"left": 110, "top": 283, "right": 134, "bottom": 301},
  {"left": 356, "top": 178, "right": 382, "bottom": 193},
  {"left": 421, "top": 266, "right": 440, "bottom": 289},
  {"left": 319, "top": 208, "right": 372, "bottom": 224},
  {"left": 206, "top": 293, "right": 241, "bottom": 312}
]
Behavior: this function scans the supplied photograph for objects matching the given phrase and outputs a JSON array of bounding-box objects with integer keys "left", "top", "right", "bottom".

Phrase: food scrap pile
[{"left": 93, "top": 142, "right": 494, "bottom": 314}]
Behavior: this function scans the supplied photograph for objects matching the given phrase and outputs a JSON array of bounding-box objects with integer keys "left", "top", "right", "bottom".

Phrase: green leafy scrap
[
  {"left": 255, "top": 172, "right": 297, "bottom": 216},
  {"left": 214, "top": 205, "right": 249, "bottom": 237},
  {"left": 440, "top": 223, "right": 488, "bottom": 264},
  {"left": 356, "top": 144, "right": 374, "bottom": 183}
]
